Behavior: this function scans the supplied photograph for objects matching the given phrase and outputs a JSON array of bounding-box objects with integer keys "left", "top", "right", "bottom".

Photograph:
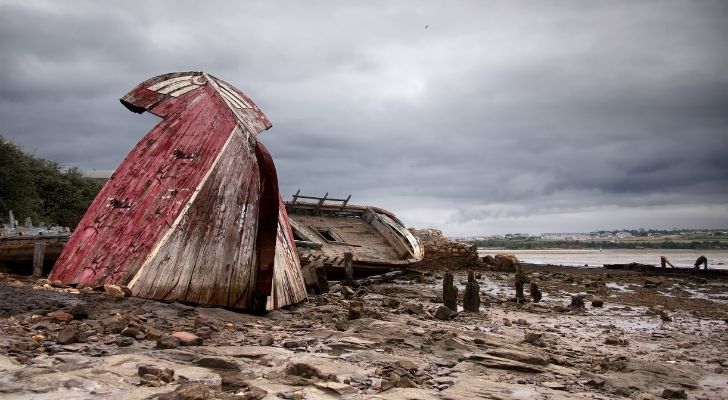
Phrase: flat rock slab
[
  {"left": 200, "top": 345, "right": 292, "bottom": 359},
  {"left": 442, "top": 377, "right": 612, "bottom": 400},
  {"left": 293, "top": 355, "right": 370, "bottom": 380},
  {"left": 465, "top": 353, "right": 546, "bottom": 373},
  {"left": 485, "top": 348, "right": 550, "bottom": 366}
]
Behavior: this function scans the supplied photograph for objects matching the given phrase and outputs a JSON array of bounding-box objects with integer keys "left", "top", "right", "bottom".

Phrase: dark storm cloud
[{"left": 1, "top": 0, "right": 727, "bottom": 234}]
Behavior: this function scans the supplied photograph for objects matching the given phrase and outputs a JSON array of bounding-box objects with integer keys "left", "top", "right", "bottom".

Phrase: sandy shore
[{"left": 1, "top": 264, "right": 727, "bottom": 399}]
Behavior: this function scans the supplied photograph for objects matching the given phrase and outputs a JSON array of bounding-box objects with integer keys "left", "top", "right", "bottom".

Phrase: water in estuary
[{"left": 477, "top": 248, "right": 728, "bottom": 270}]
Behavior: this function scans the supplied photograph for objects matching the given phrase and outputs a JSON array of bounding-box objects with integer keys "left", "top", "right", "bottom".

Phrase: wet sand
[{"left": 1, "top": 264, "right": 727, "bottom": 399}]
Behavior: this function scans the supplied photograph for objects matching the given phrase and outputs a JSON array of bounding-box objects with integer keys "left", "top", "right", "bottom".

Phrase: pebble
[
  {"left": 56, "top": 326, "right": 78, "bottom": 345},
  {"left": 405, "top": 303, "right": 425, "bottom": 315},
  {"left": 103, "top": 284, "right": 126, "bottom": 298},
  {"left": 283, "top": 340, "right": 306, "bottom": 349},
  {"left": 434, "top": 306, "right": 455, "bottom": 320},
  {"left": 259, "top": 334, "right": 274, "bottom": 346},
  {"left": 69, "top": 304, "right": 90, "bottom": 320},
  {"left": 348, "top": 301, "right": 364, "bottom": 320},
  {"left": 194, "top": 357, "right": 240, "bottom": 371},
  {"left": 383, "top": 298, "right": 401, "bottom": 308},
  {"left": 156, "top": 334, "right": 180, "bottom": 349},
  {"left": 120, "top": 327, "right": 141, "bottom": 338},
  {"left": 661, "top": 387, "right": 687, "bottom": 399},
  {"left": 173, "top": 331, "right": 202, "bottom": 346},
  {"left": 49, "top": 311, "right": 73, "bottom": 323},
  {"left": 146, "top": 327, "right": 163, "bottom": 340},
  {"left": 138, "top": 365, "right": 175, "bottom": 385},
  {"left": 115, "top": 336, "right": 134, "bottom": 347}
]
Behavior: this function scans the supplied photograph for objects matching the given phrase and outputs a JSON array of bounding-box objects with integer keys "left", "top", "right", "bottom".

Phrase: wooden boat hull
[
  {"left": 49, "top": 72, "right": 306, "bottom": 310},
  {"left": 286, "top": 201, "right": 423, "bottom": 272}
]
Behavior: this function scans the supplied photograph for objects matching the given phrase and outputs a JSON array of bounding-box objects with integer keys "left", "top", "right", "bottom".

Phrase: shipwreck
[
  {"left": 49, "top": 72, "right": 306, "bottom": 311},
  {"left": 286, "top": 191, "right": 424, "bottom": 277}
]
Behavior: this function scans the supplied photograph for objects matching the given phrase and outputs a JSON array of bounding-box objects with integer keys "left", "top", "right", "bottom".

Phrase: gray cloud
[{"left": 1, "top": 0, "right": 727, "bottom": 235}]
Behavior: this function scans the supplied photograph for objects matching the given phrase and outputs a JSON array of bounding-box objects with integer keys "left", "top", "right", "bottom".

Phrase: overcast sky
[{"left": 1, "top": 1, "right": 726, "bottom": 235}]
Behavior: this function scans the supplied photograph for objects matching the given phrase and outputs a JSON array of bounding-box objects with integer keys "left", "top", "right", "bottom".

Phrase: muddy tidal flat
[{"left": 1, "top": 265, "right": 727, "bottom": 399}]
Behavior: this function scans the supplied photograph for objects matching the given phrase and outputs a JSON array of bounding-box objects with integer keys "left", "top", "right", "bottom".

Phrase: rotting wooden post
[
  {"left": 530, "top": 282, "right": 542, "bottom": 303},
  {"left": 443, "top": 271, "right": 458, "bottom": 311},
  {"left": 463, "top": 270, "right": 480, "bottom": 312},
  {"left": 343, "top": 252, "right": 354, "bottom": 287},
  {"left": 315, "top": 266, "right": 329, "bottom": 294},
  {"left": 33, "top": 242, "right": 46, "bottom": 277},
  {"left": 515, "top": 262, "right": 526, "bottom": 303}
]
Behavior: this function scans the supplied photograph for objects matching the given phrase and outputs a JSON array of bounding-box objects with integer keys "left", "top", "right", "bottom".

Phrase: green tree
[{"left": 0, "top": 135, "right": 103, "bottom": 227}]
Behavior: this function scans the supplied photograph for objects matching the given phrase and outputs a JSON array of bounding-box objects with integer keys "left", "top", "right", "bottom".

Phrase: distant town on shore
[{"left": 456, "top": 229, "right": 728, "bottom": 250}]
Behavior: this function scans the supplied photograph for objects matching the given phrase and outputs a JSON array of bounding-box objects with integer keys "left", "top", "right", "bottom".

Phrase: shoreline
[{"left": 1, "top": 263, "right": 727, "bottom": 399}]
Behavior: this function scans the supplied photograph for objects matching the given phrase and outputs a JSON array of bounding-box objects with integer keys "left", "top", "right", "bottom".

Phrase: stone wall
[{"left": 410, "top": 229, "right": 480, "bottom": 270}]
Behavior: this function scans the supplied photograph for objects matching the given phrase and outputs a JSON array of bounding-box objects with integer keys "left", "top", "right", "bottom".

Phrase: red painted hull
[{"left": 50, "top": 72, "right": 306, "bottom": 310}]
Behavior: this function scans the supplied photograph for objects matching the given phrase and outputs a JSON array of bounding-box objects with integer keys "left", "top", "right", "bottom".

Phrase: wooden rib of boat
[
  {"left": 285, "top": 192, "right": 424, "bottom": 275},
  {"left": 49, "top": 72, "right": 306, "bottom": 310}
]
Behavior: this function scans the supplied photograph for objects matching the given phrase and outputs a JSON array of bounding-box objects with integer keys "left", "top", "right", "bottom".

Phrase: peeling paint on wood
[
  {"left": 49, "top": 71, "right": 306, "bottom": 310},
  {"left": 286, "top": 197, "right": 424, "bottom": 272}
]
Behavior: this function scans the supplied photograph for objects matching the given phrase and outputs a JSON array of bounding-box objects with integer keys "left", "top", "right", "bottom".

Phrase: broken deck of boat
[{"left": 285, "top": 192, "right": 424, "bottom": 276}]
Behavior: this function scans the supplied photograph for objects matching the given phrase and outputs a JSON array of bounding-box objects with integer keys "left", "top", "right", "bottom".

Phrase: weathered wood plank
[
  {"left": 32, "top": 242, "right": 46, "bottom": 277},
  {"left": 50, "top": 71, "right": 306, "bottom": 310}
]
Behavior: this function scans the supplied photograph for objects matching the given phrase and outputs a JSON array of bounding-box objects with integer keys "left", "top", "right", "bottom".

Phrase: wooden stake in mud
[
  {"left": 463, "top": 270, "right": 480, "bottom": 312},
  {"left": 515, "top": 262, "right": 526, "bottom": 303},
  {"left": 660, "top": 256, "right": 676, "bottom": 268},
  {"left": 33, "top": 242, "right": 46, "bottom": 277},
  {"left": 443, "top": 271, "right": 458, "bottom": 310},
  {"left": 343, "top": 252, "right": 354, "bottom": 287}
]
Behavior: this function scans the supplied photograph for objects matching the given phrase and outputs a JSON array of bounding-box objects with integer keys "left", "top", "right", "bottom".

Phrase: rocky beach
[{"left": 1, "top": 259, "right": 727, "bottom": 400}]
